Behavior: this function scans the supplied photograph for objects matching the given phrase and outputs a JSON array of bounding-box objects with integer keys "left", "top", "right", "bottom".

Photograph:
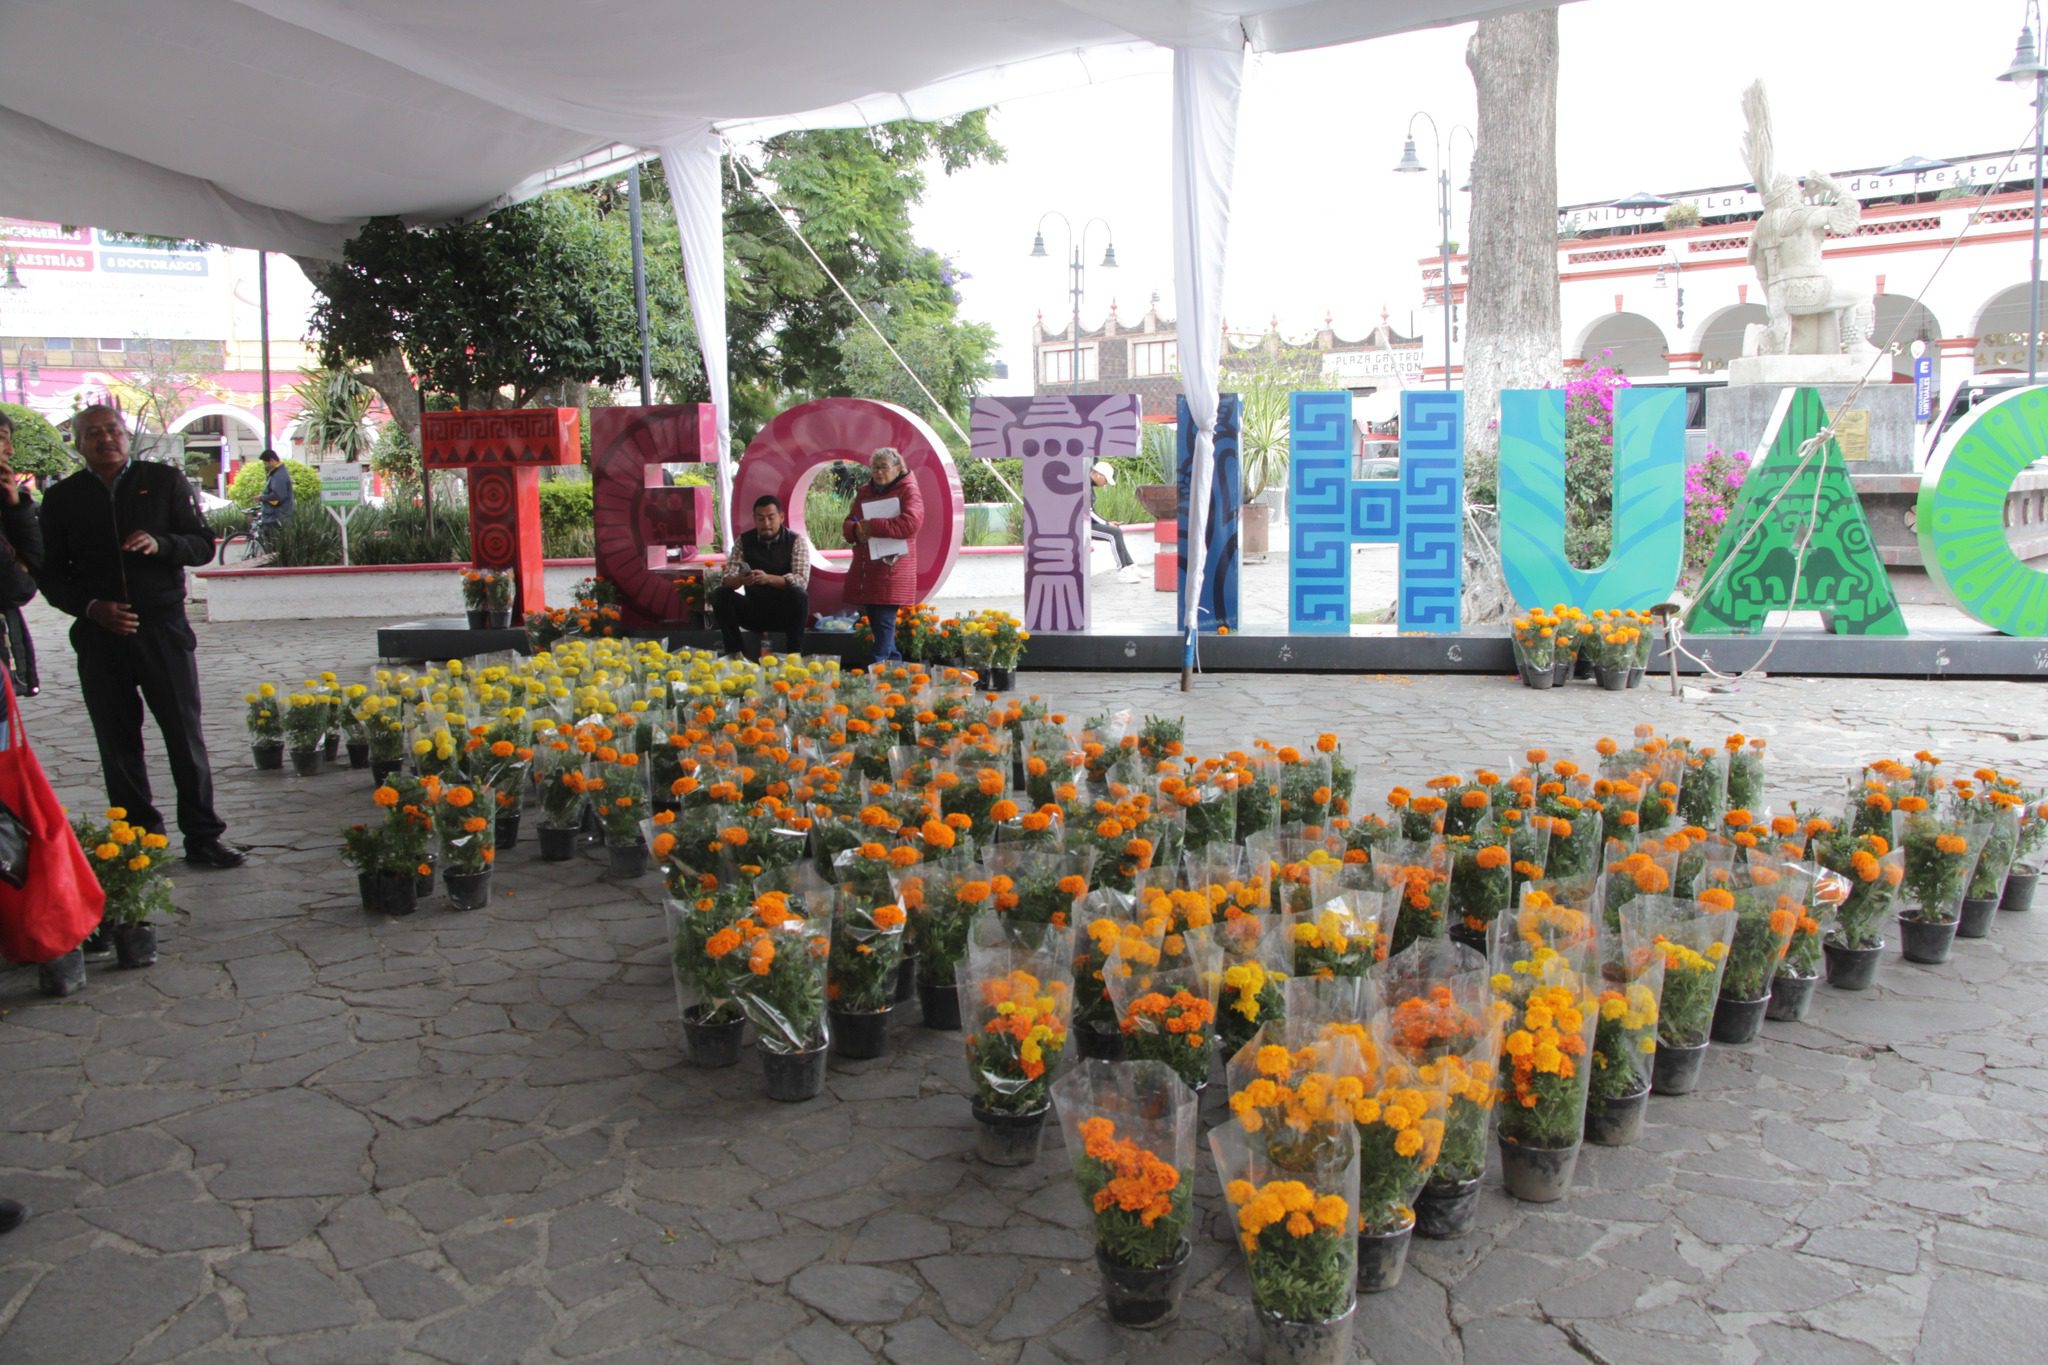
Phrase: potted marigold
[
  {"left": 1582, "top": 616, "right": 1638, "bottom": 690},
  {"left": 661, "top": 855, "right": 752, "bottom": 1066},
  {"left": 1511, "top": 611, "right": 1559, "bottom": 689},
  {"left": 358, "top": 693, "right": 407, "bottom": 782},
  {"left": 1213, "top": 1117, "right": 1360, "bottom": 1365},
  {"left": 245, "top": 682, "right": 285, "bottom": 769},
  {"left": 1217, "top": 909, "right": 1291, "bottom": 1058},
  {"left": 1487, "top": 909, "right": 1600, "bottom": 1203},
  {"left": 960, "top": 920, "right": 1073, "bottom": 1164},
  {"left": 283, "top": 691, "right": 328, "bottom": 777},
  {"left": 460, "top": 567, "right": 515, "bottom": 629},
  {"left": 892, "top": 851, "right": 984, "bottom": 1029},
  {"left": 2006, "top": 789, "right": 2047, "bottom": 911},
  {"left": 1051, "top": 1060, "right": 1199, "bottom": 1329},
  {"left": 72, "top": 808, "right": 174, "bottom": 968},
  {"left": 1954, "top": 777, "right": 2023, "bottom": 937},
  {"left": 726, "top": 881, "right": 833, "bottom": 1101},
  {"left": 826, "top": 890, "right": 908, "bottom": 1059},
  {"left": 1106, "top": 933, "right": 1224, "bottom": 1096},
  {"left": 1371, "top": 942, "right": 1497, "bottom": 1238},
  {"left": 1699, "top": 863, "right": 1799, "bottom": 1045},
  {"left": 1350, "top": 1033, "right": 1449, "bottom": 1292},
  {"left": 1897, "top": 801, "right": 1987, "bottom": 965},
  {"left": 1586, "top": 923, "right": 1662, "bottom": 1146},
  {"left": 592, "top": 746, "right": 650, "bottom": 878},
  {"left": 434, "top": 783, "right": 496, "bottom": 911},
  {"left": 1622, "top": 898, "right": 1736, "bottom": 1096},
  {"left": 1288, "top": 892, "right": 1383, "bottom": 980},
  {"left": 535, "top": 730, "right": 590, "bottom": 861},
  {"left": 344, "top": 787, "right": 421, "bottom": 917},
  {"left": 1767, "top": 877, "right": 1829, "bottom": 1022}
]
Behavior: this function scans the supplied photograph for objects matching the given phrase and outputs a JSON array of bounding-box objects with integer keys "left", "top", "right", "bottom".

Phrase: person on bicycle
[{"left": 256, "top": 450, "right": 293, "bottom": 539}]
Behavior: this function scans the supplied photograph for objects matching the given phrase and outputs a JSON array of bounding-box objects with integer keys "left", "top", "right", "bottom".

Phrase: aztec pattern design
[
  {"left": 420, "top": 408, "right": 580, "bottom": 468},
  {"left": 968, "top": 394, "right": 1141, "bottom": 633},
  {"left": 1499, "top": 387, "right": 1685, "bottom": 612},
  {"left": 1687, "top": 386, "right": 1907, "bottom": 636},
  {"left": 1176, "top": 394, "right": 1242, "bottom": 632},
  {"left": 733, "top": 398, "right": 963, "bottom": 619},
  {"left": 1918, "top": 385, "right": 2048, "bottom": 637},
  {"left": 591, "top": 406, "right": 719, "bottom": 629},
  {"left": 1285, "top": 389, "right": 1465, "bottom": 634}
]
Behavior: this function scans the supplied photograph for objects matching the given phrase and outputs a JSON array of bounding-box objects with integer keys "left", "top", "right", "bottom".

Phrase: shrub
[
  {"left": 268, "top": 502, "right": 473, "bottom": 567},
  {"left": 537, "top": 480, "right": 593, "bottom": 540},
  {"left": 0, "top": 403, "right": 76, "bottom": 481},
  {"left": 228, "top": 457, "right": 322, "bottom": 510},
  {"left": 1563, "top": 358, "right": 1628, "bottom": 568},
  {"left": 1682, "top": 446, "right": 1751, "bottom": 590}
]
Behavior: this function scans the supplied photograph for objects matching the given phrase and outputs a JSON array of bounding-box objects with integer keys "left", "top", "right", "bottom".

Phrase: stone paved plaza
[{"left": 4, "top": 598, "right": 2048, "bottom": 1364}]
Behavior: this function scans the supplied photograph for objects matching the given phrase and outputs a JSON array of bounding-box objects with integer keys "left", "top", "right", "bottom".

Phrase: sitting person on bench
[{"left": 712, "top": 494, "right": 813, "bottom": 659}]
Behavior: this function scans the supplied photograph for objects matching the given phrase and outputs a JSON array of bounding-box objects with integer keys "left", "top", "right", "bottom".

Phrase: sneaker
[{"left": 1116, "top": 564, "right": 1146, "bottom": 583}]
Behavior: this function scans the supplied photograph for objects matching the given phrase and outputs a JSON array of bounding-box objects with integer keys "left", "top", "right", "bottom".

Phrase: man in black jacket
[
  {"left": 711, "top": 495, "right": 813, "bottom": 660},
  {"left": 36, "top": 405, "right": 245, "bottom": 868}
]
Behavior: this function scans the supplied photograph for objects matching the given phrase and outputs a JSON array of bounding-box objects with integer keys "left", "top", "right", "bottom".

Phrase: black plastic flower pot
[
  {"left": 607, "top": 841, "right": 649, "bottom": 879},
  {"left": 1356, "top": 1219, "right": 1414, "bottom": 1293},
  {"left": 252, "top": 743, "right": 285, "bottom": 771},
  {"left": 1517, "top": 659, "right": 1556, "bottom": 690},
  {"left": 1823, "top": 938, "right": 1883, "bottom": 991},
  {"left": 1414, "top": 1177, "right": 1482, "bottom": 1240},
  {"left": 1252, "top": 1301, "right": 1356, "bottom": 1365},
  {"left": 2003, "top": 863, "right": 2039, "bottom": 912},
  {"left": 1593, "top": 665, "right": 1629, "bottom": 692},
  {"left": 465, "top": 608, "right": 491, "bottom": 630},
  {"left": 346, "top": 740, "right": 370, "bottom": 769},
  {"left": 537, "top": 825, "right": 578, "bottom": 862},
  {"left": 37, "top": 949, "right": 86, "bottom": 998},
  {"left": 445, "top": 869, "right": 493, "bottom": 912},
  {"left": 1899, "top": 913, "right": 1959, "bottom": 965},
  {"left": 1097, "top": 1240, "right": 1191, "bottom": 1330},
  {"left": 1626, "top": 666, "right": 1647, "bottom": 689},
  {"left": 288, "top": 748, "right": 321, "bottom": 777},
  {"left": 918, "top": 981, "right": 962, "bottom": 1030},
  {"left": 988, "top": 667, "right": 1015, "bottom": 693},
  {"left": 829, "top": 1007, "right": 892, "bottom": 1060},
  {"left": 1652, "top": 1040, "right": 1709, "bottom": 1095},
  {"left": 1447, "top": 924, "right": 1488, "bottom": 958},
  {"left": 1710, "top": 993, "right": 1769, "bottom": 1045},
  {"left": 494, "top": 813, "right": 522, "bottom": 850},
  {"left": 1584, "top": 1082, "right": 1649, "bottom": 1147},
  {"left": 1957, "top": 896, "right": 1998, "bottom": 939},
  {"left": 370, "top": 758, "right": 403, "bottom": 784},
  {"left": 112, "top": 924, "right": 158, "bottom": 970},
  {"left": 367, "top": 872, "right": 418, "bottom": 917},
  {"left": 971, "top": 1103, "right": 1049, "bottom": 1166},
  {"left": 683, "top": 1006, "right": 745, "bottom": 1067},
  {"left": 1572, "top": 650, "right": 1595, "bottom": 680},
  {"left": 1497, "top": 1135, "right": 1580, "bottom": 1203},
  {"left": 894, "top": 954, "right": 918, "bottom": 1004},
  {"left": 1765, "top": 970, "right": 1818, "bottom": 1022},
  {"left": 1076, "top": 1021, "right": 1127, "bottom": 1062},
  {"left": 322, "top": 732, "right": 341, "bottom": 762},
  {"left": 760, "top": 1043, "right": 829, "bottom": 1102},
  {"left": 1551, "top": 654, "right": 1576, "bottom": 686}
]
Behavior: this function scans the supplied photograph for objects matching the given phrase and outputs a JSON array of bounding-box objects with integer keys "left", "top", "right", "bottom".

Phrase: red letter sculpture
[
  {"left": 590, "top": 405, "right": 719, "bottom": 628},
  {"left": 420, "top": 408, "right": 580, "bottom": 621}
]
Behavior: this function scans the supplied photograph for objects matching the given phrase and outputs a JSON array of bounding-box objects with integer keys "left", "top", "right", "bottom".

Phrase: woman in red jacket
[{"left": 841, "top": 446, "right": 923, "bottom": 663}]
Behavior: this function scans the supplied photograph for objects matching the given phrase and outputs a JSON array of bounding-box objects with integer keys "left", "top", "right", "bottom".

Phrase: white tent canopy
[{"left": 2, "top": 0, "right": 1544, "bottom": 664}]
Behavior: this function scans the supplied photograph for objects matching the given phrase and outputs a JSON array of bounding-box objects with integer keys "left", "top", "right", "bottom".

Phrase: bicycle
[{"left": 216, "top": 514, "right": 279, "bottom": 565}]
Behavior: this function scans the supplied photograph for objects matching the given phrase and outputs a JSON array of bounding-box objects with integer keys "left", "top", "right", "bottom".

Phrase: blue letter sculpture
[
  {"left": 1286, "top": 389, "right": 1464, "bottom": 634},
  {"left": 1177, "top": 393, "right": 1242, "bottom": 632},
  {"left": 1498, "top": 387, "right": 1685, "bottom": 612}
]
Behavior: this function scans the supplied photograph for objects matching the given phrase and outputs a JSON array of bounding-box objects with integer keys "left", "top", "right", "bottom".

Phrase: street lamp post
[
  {"left": 1394, "top": 116, "right": 1475, "bottom": 391},
  {"left": 1030, "top": 213, "right": 1117, "bottom": 395},
  {"left": 2000, "top": 3, "right": 2048, "bottom": 383}
]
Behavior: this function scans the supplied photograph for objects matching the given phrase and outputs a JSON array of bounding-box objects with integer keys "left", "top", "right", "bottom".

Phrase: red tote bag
[{"left": 0, "top": 675, "right": 105, "bottom": 964}]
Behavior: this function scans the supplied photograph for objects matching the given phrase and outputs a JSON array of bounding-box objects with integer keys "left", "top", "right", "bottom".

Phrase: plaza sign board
[
  {"left": 1557, "top": 151, "right": 2020, "bottom": 234},
  {"left": 1319, "top": 349, "right": 1425, "bottom": 382}
]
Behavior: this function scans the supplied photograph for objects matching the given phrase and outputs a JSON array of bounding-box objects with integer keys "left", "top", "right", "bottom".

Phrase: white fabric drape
[
  {"left": 1169, "top": 43, "right": 1245, "bottom": 670},
  {"left": 661, "top": 128, "right": 736, "bottom": 551}
]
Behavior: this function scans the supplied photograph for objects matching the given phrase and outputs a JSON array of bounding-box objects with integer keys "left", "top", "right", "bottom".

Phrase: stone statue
[{"left": 1737, "top": 81, "right": 1880, "bottom": 370}]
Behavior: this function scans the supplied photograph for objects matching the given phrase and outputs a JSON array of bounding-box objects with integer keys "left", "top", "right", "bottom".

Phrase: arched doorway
[
  {"left": 1578, "top": 312, "right": 1670, "bottom": 378},
  {"left": 172, "top": 404, "right": 268, "bottom": 498},
  {"left": 1971, "top": 282, "right": 2048, "bottom": 371},
  {"left": 1693, "top": 303, "right": 1767, "bottom": 374},
  {"left": 1872, "top": 295, "right": 1941, "bottom": 381}
]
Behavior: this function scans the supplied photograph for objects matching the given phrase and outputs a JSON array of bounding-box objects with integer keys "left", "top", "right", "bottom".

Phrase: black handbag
[{"left": 0, "top": 789, "right": 25, "bottom": 889}]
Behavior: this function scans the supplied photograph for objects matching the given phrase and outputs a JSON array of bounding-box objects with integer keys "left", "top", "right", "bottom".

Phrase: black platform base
[{"left": 375, "top": 618, "right": 2048, "bottom": 681}]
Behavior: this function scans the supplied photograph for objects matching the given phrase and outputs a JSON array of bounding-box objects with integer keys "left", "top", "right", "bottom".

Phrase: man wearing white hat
[{"left": 1090, "top": 461, "right": 1141, "bottom": 582}]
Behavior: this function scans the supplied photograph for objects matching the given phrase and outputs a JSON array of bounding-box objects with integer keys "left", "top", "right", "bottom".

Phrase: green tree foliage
[
  {"left": 370, "top": 420, "right": 421, "bottom": 501},
  {"left": 0, "top": 403, "right": 76, "bottom": 480},
  {"left": 228, "top": 457, "right": 322, "bottom": 510},
  {"left": 1227, "top": 343, "right": 1340, "bottom": 504}
]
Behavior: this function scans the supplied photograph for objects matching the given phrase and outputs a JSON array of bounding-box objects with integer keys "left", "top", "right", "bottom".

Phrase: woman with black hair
[{"left": 0, "top": 411, "right": 44, "bottom": 695}]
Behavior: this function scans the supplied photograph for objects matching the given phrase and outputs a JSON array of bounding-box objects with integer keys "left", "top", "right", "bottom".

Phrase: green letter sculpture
[
  {"left": 1499, "top": 387, "right": 1684, "bottom": 611},
  {"left": 1918, "top": 385, "right": 2048, "bottom": 637},
  {"left": 1685, "top": 387, "right": 1906, "bottom": 636}
]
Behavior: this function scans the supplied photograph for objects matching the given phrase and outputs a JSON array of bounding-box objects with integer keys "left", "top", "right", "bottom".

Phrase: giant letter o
[
  {"left": 1919, "top": 385, "right": 2048, "bottom": 637},
  {"left": 734, "top": 399, "right": 964, "bottom": 618}
]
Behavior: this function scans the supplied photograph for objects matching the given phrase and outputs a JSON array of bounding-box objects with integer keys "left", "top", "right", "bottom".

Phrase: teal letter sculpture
[
  {"left": 1685, "top": 387, "right": 1906, "bottom": 635},
  {"left": 1498, "top": 387, "right": 1685, "bottom": 612},
  {"left": 1918, "top": 385, "right": 2048, "bottom": 637}
]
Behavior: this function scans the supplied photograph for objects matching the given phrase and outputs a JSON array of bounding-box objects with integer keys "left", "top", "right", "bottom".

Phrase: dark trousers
[
  {"left": 864, "top": 608, "right": 900, "bottom": 663},
  {"left": 711, "top": 583, "right": 809, "bottom": 658},
  {"left": 0, "top": 605, "right": 38, "bottom": 694},
  {"left": 71, "top": 615, "right": 225, "bottom": 846},
  {"left": 1090, "top": 514, "right": 1134, "bottom": 569}
]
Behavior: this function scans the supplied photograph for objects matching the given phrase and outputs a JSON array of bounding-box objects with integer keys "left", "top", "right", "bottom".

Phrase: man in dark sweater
[
  {"left": 35, "top": 405, "right": 245, "bottom": 868},
  {"left": 711, "top": 495, "right": 813, "bottom": 660}
]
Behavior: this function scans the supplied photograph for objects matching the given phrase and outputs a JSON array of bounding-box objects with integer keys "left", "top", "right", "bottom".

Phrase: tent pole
[
  {"left": 258, "top": 251, "right": 273, "bottom": 458},
  {"left": 629, "top": 163, "right": 654, "bottom": 405}
]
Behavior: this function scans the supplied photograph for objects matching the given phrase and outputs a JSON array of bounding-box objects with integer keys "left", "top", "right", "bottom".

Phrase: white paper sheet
[
  {"left": 869, "top": 537, "right": 910, "bottom": 562},
  {"left": 862, "top": 497, "right": 901, "bottom": 520}
]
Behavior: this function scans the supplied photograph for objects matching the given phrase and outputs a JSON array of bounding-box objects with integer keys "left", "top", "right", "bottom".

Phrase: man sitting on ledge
[{"left": 712, "top": 494, "right": 813, "bottom": 660}]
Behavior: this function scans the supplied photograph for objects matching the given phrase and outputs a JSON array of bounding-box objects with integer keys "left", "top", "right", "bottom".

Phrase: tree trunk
[{"left": 1460, "top": 8, "right": 1563, "bottom": 622}]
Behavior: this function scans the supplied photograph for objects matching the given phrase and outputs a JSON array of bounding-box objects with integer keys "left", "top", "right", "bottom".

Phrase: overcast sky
[{"left": 911, "top": 0, "right": 2034, "bottom": 393}]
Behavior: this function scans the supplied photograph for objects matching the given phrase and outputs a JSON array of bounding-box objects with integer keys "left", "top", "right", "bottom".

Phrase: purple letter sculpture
[{"left": 968, "top": 394, "right": 1142, "bottom": 632}]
